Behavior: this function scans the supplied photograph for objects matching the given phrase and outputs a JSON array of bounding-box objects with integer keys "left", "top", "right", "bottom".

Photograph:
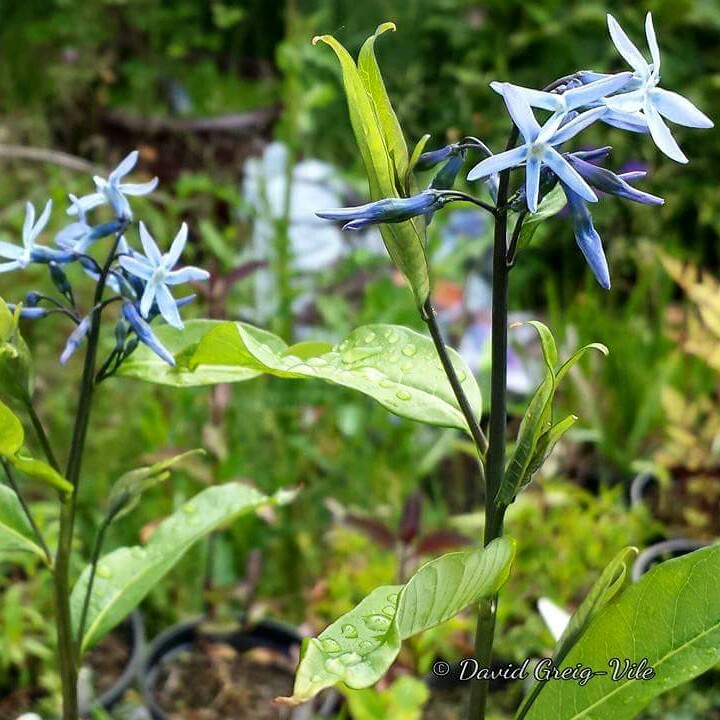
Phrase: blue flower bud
[
  {"left": 122, "top": 303, "right": 175, "bottom": 367},
  {"left": 317, "top": 190, "right": 445, "bottom": 230},
  {"left": 430, "top": 151, "right": 466, "bottom": 191},
  {"left": 60, "top": 315, "right": 92, "bottom": 365},
  {"left": 415, "top": 145, "right": 457, "bottom": 172},
  {"left": 567, "top": 154, "right": 664, "bottom": 205}
]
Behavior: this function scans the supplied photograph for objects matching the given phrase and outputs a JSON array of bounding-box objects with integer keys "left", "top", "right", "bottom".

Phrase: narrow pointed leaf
[
  {"left": 555, "top": 342, "right": 609, "bottom": 384},
  {"left": 523, "top": 544, "right": 720, "bottom": 720},
  {"left": 313, "top": 29, "right": 429, "bottom": 306},
  {"left": 515, "top": 185, "right": 567, "bottom": 255},
  {"left": 358, "top": 23, "right": 409, "bottom": 187},
  {"left": 281, "top": 537, "right": 515, "bottom": 705},
  {"left": 71, "top": 483, "right": 297, "bottom": 653},
  {"left": 0, "top": 484, "right": 46, "bottom": 559},
  {"left": 9, "top": 455, "right": 72, "bottom": 496},
  {"left": 407, "top": 134, "right": 431, "bottom": 193},
  {"left": 525, "top": 413, "right": 578, "bottom": 479}
]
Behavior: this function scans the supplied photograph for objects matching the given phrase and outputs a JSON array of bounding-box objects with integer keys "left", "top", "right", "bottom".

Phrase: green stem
[
  {"left": 423, "top": 298, "right": 488, "bottom": 457},
  {"left": 467, "top": 127, "right": 517, "bottom": 720},
  {"left": 24, "top": 397, "right": 61, "bottom": 472},
  {"left": 76, "top": 513, "right": 112, "bottom": 650},
  {"left": 2, "top": 459, "right": 52, "bottom": 565},
  {"left": 54, "top": 229, "right": 125, "bottom": 720}
]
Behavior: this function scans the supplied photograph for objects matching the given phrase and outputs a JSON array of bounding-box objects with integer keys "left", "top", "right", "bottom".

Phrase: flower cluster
[
  {"left": 1, "top": 151, "right": 209, "bottom": 369},
  {"left": 316, "top": 13, "right": 712, "bottom": 289}
]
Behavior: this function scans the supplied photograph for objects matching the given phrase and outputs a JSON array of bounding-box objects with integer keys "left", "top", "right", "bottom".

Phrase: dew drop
[
  {"left": 341, "top": 624, "right": 358, "bottom": 638},
  {"left": 311, "top": 674, "right": 322, "bottom": 684},
  {"left": 364, "top": 332, "right": 376, "bottom": 343},
  {"left": 387, "top": 353, "right": 398, "bottom": 364},
  {"left": 381, "top": 605, "right": 396, "bottom": 617},
  {"left": 386, "top": 332, "right": 400, "bottom": 345},
  {"left": 395, "top": 390, "right": 412, "bottom": 401},
  {"left": 324, "top": 657, "right": 345, "bottom": 675},
  {"left": 387, "top": 593, "right": 399, "bottom": 604},
  {"left": 306, "top": 357, "right": 328, "bottom": 368},
  {"left": 402, "top": 344, "right": 417, "bottom": 357},
  {"left": 182, "top": 502, "right": 197, "bottom": 514},
  {"left": 364, "top": 614, "right": 391, "bottom": 632},
  {"left": 320, "top": 637, "right": 342, "bottom": 654},
  {"left": 97, "top": 565, "right": 111, "bottom": 579},
  {"left": 457, "top": 371, "right": 466, "bottom": 382},
  {"left": 358, "top": 640, "right": 374, "bottom": 651},
  {"left": 401, "top": 361, "right": 413, "bottom": 372},
  {"left": 379, "top": 379, "right": 394, "bottom": 388},
  {"left": 340, "top": 652, "right": 362, "bottom": 666}
]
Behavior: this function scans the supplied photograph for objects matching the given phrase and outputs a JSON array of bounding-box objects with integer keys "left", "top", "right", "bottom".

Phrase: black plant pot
[
  {"left": 79, "top": 610, "right": 145, "bottom": 717},
  {"left": 631, "top": 537, "right": 710, "bottom": 582},
  {"left": 141, "top": 617, "right": 337, "bottom": 720}
]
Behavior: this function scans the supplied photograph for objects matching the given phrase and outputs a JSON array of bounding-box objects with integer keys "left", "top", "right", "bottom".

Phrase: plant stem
[
  {"left": 423, "top": 298, "right": 488, "bottom": 457},
  {"left": 2, "top": 459, "right": 52, "bottom": 565},
  {"left": 53, "top": 229, "right": 124, "bottom": 720},
  {"left": 24, "top": 397, "right": 61, "bottom": 472},
  {"left": 76, "top": 513, "right": 112, "bottom": 650},
  {"left": 467, "top": 126, "right": 518, "bottom": 720}
]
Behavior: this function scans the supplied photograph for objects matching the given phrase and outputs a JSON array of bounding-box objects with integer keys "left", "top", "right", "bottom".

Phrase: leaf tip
[
  {"left": 274, "top": 695, "right": 303, "bottom": 708},
  {"left": 312, "top": 34, "right": 329, "bottom": 46},
  {"left": 375, "top": 21, "right": 397, "bottom": 36}
]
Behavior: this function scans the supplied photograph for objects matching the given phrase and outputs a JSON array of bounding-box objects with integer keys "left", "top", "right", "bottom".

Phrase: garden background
[{"left": 1, "top": 1, "right": 719, "bottom": 718}]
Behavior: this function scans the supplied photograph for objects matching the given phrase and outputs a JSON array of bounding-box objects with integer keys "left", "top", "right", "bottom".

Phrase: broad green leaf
[
  {"left": 281, "top": 537, "right": 515, "bottom": 705},
  {"left": 0, "top": 484, "right": 46, "bottom": 560},
  {"left": 71, "top": 483, "right": 297, "bottom": 653},
  {"left": 313, "top": 27, "right": 429, "bottom": 306},
  {"left": 514, "top": 185, "right": 567, "bottom": 257},
  {"left": 118, "top": 319, "right": 284, "bottom": 386},
  {"left": 523, "top": 544, "right": 720, "bottom": 720},
  {"left": 189, "top": 322, "right": 481, "bottom": 434},
  {"left": 0, "top": 399, "right": 24, "bottom": 456},
  {"left": 358, "top": 23, "right": 409, "bottom": 188},
  {"left": 106, "top": 449, "right": 205, "bottom": 522},
  {"left": 0, "top": 299, "right": 33, "bottom": 402},
  {"left": 9, "top": 455, "right": 72, "bottom": 496}
]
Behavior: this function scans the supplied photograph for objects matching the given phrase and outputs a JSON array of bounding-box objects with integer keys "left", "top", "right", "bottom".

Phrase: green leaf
[
  {"left": 71, "top": 483, "right": 297, "bottom": 653},
  {"left": 406, "top": 134, "right": 431, "bottom": 193},
  {"left": 499, "top": 323, "right": 607, "bottom": 505},
  {"left": 515, "top": 185, "right": 567, "bottom": 255},
  {"left": 280, "top": 537, "right": 515, "bottom": 705},
  {"left": 106, "top": 449, "right": 205, "bottom": 522},
  {"left": 9, "top": 455, "right": 72, "bottom": 496},
  {"left": 523, "top": 544, "right": 720, "bottom": 720},
  {"left": 313, "top": 27, "right": 429, "bottom": 306},
  {"left": 344, "top": 676, "right": 429, "bottom": 720},
  {"left": 0, "top": 298, "right": 33, "bottom": 402},
  {"left": 189, "top": 322, "right": 481, "bottom": 434},
  {"left": 358, "top": 23, "right": 409, "bottom": 188},
  {"left": 554, "top": 547, "right": 638, "bottom": 665},
  {"left": 0, "top": 399, "right": 24, "bottom": 456},
  {"left": 555, "top": 342, "right": 609, "bottom": 385},
  {"left": 0, "top": 484, "right": 46, "bottom": 559},
  {"left": 118, "top": 319, "right": 284, "bottom": 386}
]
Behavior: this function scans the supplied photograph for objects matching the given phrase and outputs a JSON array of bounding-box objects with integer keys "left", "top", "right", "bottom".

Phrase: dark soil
[
  {"left": 84, "top": 625, "right": 132, "bottom": 695},
  {"left": 153, "top": 643, "right": 295, "bottom": 720},
  {"left": 0, "top": 686, "right": 46, "bottom": 720}
]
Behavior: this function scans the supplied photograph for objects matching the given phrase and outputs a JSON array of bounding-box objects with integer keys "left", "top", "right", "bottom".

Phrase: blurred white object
[
  {"left": 243, "top": 142, "right": 345, "bottom": 321},
  {"left": 17, "top": 715, "right": 43, "bottom": 720},
  {"left": 537, "top": 597, "right": 571, "bottom": 641}
]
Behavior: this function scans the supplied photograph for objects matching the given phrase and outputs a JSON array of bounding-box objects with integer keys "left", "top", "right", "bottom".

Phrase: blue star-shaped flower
[
  {"left": 603, "top": 12, "right": 713, "bottom": 163},
  {"left": 467, "top": 86, "right": 605, "bottom": 212},
  {"left": 67, "top": 150, "right": 159, "bottom": 221},
  {"left": 119, "top": 222, "right": 209, "bottom": 329},
  {"left": 0, "top": 200, "right": 74, "bottom": 273}
]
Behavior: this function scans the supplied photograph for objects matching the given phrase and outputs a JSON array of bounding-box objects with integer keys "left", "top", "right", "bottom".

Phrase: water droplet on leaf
[
  {"left": 320, "top": 638, "right": 342, "bottom": 654},
  {"left": 341, "top": 624, "right": 358, "bottom": 638},
  {"left": 396, "top": 390, "right": 411, "bottom": 401},
  {"left": 364, "top": 614, "right": 391, "bottom": 632},
  {"left": 402, "top": 344, "right": 417, "bottom": 357}
]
